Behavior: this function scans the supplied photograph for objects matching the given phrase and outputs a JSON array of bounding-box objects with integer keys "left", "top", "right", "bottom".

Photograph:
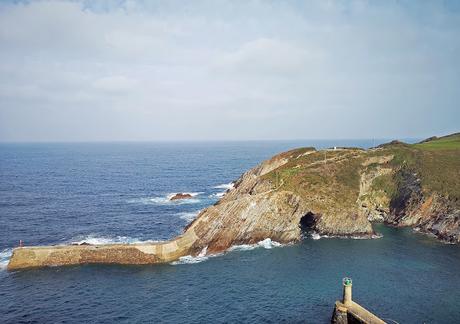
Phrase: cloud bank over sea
[{"left": 0, "top": 0, "right": 459, "bottom": 141}]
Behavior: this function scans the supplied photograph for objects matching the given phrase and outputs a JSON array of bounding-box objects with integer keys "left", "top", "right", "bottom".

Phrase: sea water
[{"left": 1, "top": 140, "right": 459, "bottom": 323}]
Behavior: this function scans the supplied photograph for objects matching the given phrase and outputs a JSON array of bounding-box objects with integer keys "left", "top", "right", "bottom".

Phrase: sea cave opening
[{"left": 299, "top": 211, "right": 317, "bottom": 232}]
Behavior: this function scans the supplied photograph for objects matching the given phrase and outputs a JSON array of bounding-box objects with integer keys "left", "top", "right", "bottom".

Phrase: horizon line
[{"left": 0, "top": 137, "right": 422, "bottom": 144}]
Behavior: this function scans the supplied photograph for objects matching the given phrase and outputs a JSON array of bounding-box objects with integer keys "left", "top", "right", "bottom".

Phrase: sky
[{"left": 0, "top": 0, "right": 459, "bottom": 142}]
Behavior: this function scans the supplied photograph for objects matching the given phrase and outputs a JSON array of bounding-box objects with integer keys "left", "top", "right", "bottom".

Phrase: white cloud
[
  {"left": 92, "top": 76, "right": 139, "bottom": 93},
  {"left": 0, "top": 0, "right": 459, "bottom": 141},
  {"left": 213, "top": 38, "right": 324, "bottom": 78}
]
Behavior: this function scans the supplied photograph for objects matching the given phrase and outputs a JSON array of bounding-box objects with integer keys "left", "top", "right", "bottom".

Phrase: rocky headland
[{"left": 8, "top": 133, "right": 460, "bottom": 270}]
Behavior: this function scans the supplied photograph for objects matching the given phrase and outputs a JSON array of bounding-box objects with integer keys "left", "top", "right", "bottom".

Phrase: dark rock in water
[
  {"left": 80, "top": 242, "right": 91, "bottom": 246},
  {"left": 170, "top": 193, "right": 193, "bottom": 201}
]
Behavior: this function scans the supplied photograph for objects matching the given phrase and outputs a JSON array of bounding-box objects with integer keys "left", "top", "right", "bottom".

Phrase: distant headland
[{"left": 8, "top": 132, "right": 460, "bottom": 270}]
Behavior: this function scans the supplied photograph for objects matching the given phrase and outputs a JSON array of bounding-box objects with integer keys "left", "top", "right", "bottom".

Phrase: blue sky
[{"left": 0, "top": 0, "right": 459, "bottom": 141}]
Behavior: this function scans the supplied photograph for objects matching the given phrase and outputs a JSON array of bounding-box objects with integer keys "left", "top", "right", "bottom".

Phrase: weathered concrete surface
[
  {"left": 8, "top": 229, "right": 198, "bottom": 271},
  {"left": 332, "top": 301, "right": 386, "bottom": 324},
  {"left": 332, "top": 279, "right": 386, "bottom": 323},
  {"left": 331, "top": 303, "right": 348, "bottom": 324}
]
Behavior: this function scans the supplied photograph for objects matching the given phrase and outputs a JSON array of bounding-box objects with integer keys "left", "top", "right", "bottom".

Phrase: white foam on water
[
  {"left": 0, "top": 248, "right": 13, "bottom": 271},
  {"left": 166, "top": 192, "right": 204, "bottom": 199},
  {"left": 171, "top": 246, "right": 211, "bottom": 265},
  {"left": 350, "top": 236, "right": 367, "bottom": 240},
  {"left": 210, "top": 183, "right": 234, "bottom": 199},
  {"left": 68, "top": 235, "right": 158, "bottom": 245},
  {"left": 213, "top": 183, "right": 234, "bottom": 190},
  {"left": 257, "top": 238, "right": 282, "bottom": 249},
  {"left": 209, "top": 192, "right": 226, "bottom": 198},
  {"left": 229, "top": 238, "right": 282, "bottom": 252},
  {"left": 177, "top": 210, "right": 201, "bottom": 222},
  {"left": 311, "top": 232, "right": 322, "bottom": 240},
  {"left": 309, "top": 232, "right": 382, "bottom": 240},
  {"left": 171, "top": 238, "right": 283, "bottom": 265},
  {"left": 228, "top": 244, "right": 256, "bottom": 252},
  {"left": 127, "top": 192, "right": 203, "bottom": 205}
]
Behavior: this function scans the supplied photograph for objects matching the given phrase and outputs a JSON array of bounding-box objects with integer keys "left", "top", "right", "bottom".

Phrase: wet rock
[{"left": 170, "top": 193, "right": 193, "bottom": 200}]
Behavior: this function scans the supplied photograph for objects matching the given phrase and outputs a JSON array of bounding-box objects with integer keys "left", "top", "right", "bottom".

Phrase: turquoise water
[{"left": 1, "top": 141, "right": 459, "bottom": 323}]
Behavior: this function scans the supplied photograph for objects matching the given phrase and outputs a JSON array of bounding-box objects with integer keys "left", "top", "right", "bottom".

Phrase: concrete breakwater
[{"left": 7, "top": 229, "right": 198, "bottom": 271}]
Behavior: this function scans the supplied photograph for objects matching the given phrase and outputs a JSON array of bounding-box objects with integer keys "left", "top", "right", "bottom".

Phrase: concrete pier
[
  {"left": 7, "top": 229, "right": 199, "bottom": 271},
  {"left": 331, "top": 278, "right": 386, "bottom": 324}
]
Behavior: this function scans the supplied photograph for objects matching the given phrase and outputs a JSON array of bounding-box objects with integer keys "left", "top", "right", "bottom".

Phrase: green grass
[
  {"left": 372, "top": 173, "right": 397, "bottom": 197},
  {"left": 414, "top": 133, "right": 460, "bottom": 150},
  {"left": 262, "top": 149, "right": 365, "bottom": 212},
  {"left": 382, "top": 136, "right": 460, "bottom": 201},
  {"left": 261, "top": 132, "right": 460, "bottom": 210}
]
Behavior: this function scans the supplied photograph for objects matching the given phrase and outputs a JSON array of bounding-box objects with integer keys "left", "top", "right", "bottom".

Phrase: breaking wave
[
  {"left": 311, "top": 232, "right": 321, "bottom": 240},
  {"left": 213, "top": 183, "right": 234, "bottom": 190},
  {"left": 0, "top": 248, "right": 13, "bottom": 271},
  {"left": 171, "top": 246, "right": 212, "bottom": 265},
  {"left": 171, "top": 238, "right": 282, "bottom": 266},
  {"left": 127, "top": 192, "right": 203, "bottom": 205},
  {"left": 228, "top": 238, "right": 282, "bottom": 252},
  {"left": 308, "top": 232, "right": 383, "bottom": 240},
  {"left": 176, "top": 210, "right": 201, "bottom": 222},
  {"left": 209, "top": 192, "right": 226, "bottom": 199},
  {"left": 68, "top": 235, "right": 158, "bottom": 245},
  {"left": 209, "top": 182, "right": 234, "bottom": 199}
]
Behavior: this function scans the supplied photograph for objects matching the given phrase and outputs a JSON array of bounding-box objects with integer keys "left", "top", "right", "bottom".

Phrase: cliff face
[
  {"left": 360, "top": 134, "right": 460, "bottom": 243},
  {"left": 183, "top": 133, "right": 460, "bottom": 254},
  {"left": 385, "top": 169, "right": 460, "bottom": 243},
  {"left": 184, "top": 147, "right": 378, "bottom": 255},
  {"left": 8, "top": 133, "right": 460, "bottom": 270},
  {"left": 184, "top": 149, "right": 315, "bottom": 254}
]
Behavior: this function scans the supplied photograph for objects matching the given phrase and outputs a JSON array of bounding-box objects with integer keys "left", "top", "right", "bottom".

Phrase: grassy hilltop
[{"left": 258, "top": 132, "right": 460, "bottom": 242}]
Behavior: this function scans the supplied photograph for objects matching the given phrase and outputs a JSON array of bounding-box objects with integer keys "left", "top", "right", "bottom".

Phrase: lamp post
[{"left": 342, "top": 277, "right": 352, "bottom": 306}]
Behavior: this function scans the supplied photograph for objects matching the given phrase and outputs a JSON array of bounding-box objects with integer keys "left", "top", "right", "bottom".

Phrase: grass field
[
  {"left": 381, "top": 133, "right": 460, "bottom": 200},
  {"left": 414, "top": 133, "right": 460, "bottom": 150},
  {"left": 263, "top": 132, "right": 460, "bottom": 208}
]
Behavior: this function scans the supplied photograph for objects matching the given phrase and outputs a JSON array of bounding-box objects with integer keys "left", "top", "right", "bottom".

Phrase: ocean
[{"left": 1, "top": 140, "right": 459, "bottom": 323}]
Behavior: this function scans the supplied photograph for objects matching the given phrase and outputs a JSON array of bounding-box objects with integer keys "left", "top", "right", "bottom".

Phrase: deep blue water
[{"left": 1, "top": 140, "right": 459, "bottom": 323}]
